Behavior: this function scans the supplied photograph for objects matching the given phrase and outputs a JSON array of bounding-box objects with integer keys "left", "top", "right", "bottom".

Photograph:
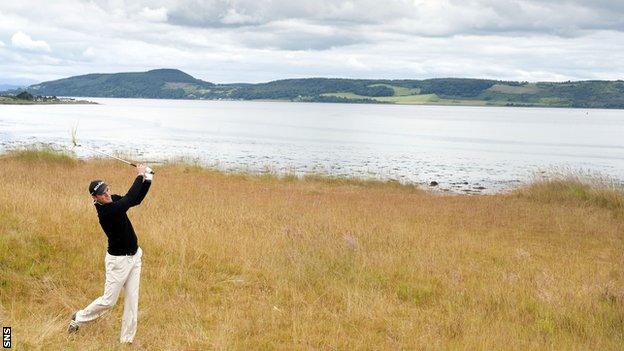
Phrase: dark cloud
[
  {"left": 161, "top": 0, "right": 624, "bottom": 35},
  {"left": 165, "top": 0, "right": 407, "bottom": 28}
]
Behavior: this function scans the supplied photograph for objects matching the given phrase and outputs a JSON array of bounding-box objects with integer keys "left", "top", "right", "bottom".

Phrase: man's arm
[
  {"left": 99, "top": 164, "right": 148, "bottom": 215},
  {"left": 132, "top": 178, "right": 151, "bottom": 206},
  {"left": 102, "top": 176, "right": 144, "bottom": 215}
]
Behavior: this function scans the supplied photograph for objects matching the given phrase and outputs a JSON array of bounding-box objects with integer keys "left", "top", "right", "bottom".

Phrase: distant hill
[
  {"left": 27, "top": 69, "right": 214, "bottom": 99},
  {"left": 23, "top": 69, "right": 624, "bottom": 109},
  {"left": 0, "top": 83, "right": 26, "bottom": 92}
]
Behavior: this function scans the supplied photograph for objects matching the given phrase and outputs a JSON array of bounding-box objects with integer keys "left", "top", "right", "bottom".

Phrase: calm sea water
[{"left": 1, "top": 98, "right": 623, "bottom": 193}]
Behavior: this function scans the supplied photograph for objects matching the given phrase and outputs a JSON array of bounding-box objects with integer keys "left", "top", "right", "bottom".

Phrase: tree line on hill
[{"left": 10, "top": 68, "right": 624, "bottom": 109}]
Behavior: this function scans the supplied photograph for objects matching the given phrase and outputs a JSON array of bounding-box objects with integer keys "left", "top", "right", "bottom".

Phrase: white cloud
[
  {"left": 138, "top": 7, "right": 168, "bottom": 22},
  {"left": 82, "top": 47, "right": 95, "bottom": 58},
  {"left": 1, "top": 1, "right": 624, "bottom": 84},
  {"left": 11, "top": 31, "right": 51, "bottom": 52}
]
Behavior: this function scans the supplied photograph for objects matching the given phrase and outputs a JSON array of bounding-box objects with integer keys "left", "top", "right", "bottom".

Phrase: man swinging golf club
[{"left": 68, "top": 163, "right": 153, "bottom": 344}]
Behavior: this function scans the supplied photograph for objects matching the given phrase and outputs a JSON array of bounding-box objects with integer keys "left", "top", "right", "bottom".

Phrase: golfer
[{"left": 68, "top": 164, "right": 153, "bottom": 344}]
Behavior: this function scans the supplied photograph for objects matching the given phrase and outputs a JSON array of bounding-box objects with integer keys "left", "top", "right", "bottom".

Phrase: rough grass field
[
  {"left": 1, "top": 149, "right": 623, "bottom": 350},
  {"left": 487, "top": 84, "right": 541, "bottom": 95},
  {"left": 323, "top": 92, "right": 439, "bottom": 104},
  {"left": 322, "top": 92, "right": 490, "bottom": 106},
  {"left": 373, "top": 94, "right": 439, "bottom": 104},
  {"left": 368, "top": 84, "right": 421, "bottom": 96}
]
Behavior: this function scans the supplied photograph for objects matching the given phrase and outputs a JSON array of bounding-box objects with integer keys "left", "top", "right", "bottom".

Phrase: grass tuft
[
  {"left": 515, "top": 175, "right": 624, "bottom": 212},
  {"left": 2, "top": 147, "right": 78, "bottom": 165}
]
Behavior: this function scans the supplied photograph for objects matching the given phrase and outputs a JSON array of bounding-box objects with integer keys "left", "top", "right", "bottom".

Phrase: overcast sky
[{"left": 1, "top": 1, "right": 623, "bottom": 85}]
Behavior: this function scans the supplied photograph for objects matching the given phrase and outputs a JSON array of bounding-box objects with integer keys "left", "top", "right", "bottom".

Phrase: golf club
[{"left": 71, "top": 124, "right": 154, "bottom": 174}]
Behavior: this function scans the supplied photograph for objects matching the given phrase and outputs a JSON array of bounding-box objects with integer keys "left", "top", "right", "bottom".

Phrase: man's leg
[
  {"left": 74, "top": 254, "right": 128, "bottom": 324},
  {"left": 120, "top": 248, "right": 142, "bottom": 343}
]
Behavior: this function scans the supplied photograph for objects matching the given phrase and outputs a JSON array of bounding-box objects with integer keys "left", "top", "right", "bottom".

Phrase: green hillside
[
  {"left": 27, "top": 69, "right": 214, "bottom": 99},
  {"left": 17, "top": 69, "right": 624, "bottom": 109}
]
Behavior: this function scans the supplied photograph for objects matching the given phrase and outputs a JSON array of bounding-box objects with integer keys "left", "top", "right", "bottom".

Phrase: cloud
[
  {"left": 11, "top": 31, "right": 51, "bottom": 52},
  {"left": 1, "top": 1, "right": 624, "bottom": 84},
  {"left": 155, "top": 0, "right": 624, "bottom": 53},
  {"left": 238, "top": 19, "right": 366, "bottom": 50},
  {"left": 165, "top": 0, "right": 417, "bottom": 28},
  {"left": 138, "top": 6, "right": 168, "bottom": 22},
  {"left": 82, "top": 47, "right": 95, "bottom": 58},
  {"left": 163, "top": 0, "right": 624, "bottom": 35},
  {"left": 220, "top": 8, "right": 256, "bottom": 25}
]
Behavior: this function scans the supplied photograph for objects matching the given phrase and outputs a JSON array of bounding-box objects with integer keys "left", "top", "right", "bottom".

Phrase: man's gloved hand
[
  {"left": 136, "top": 164, "right": 147, "bottom": 175},
  {"left": 144, "top": 166, "right": 154, "bottom": 181}
]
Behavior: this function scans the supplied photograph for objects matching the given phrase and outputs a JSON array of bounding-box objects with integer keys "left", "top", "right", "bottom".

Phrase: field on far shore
[
  {"left": 1, "top": 149, "right": 623, "bottom": 350},
  {"left": 321, "top": 92, "right": 489, "bottom": 106}
]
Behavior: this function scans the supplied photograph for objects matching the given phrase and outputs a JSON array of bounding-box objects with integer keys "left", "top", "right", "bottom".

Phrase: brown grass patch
[{"left": 0, "top": 149, "right": 623, "bottom": 349}]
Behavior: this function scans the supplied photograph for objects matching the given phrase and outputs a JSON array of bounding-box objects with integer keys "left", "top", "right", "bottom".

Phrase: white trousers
[{"left": 75, "top": 247, "right": 142, "bottom": 343}]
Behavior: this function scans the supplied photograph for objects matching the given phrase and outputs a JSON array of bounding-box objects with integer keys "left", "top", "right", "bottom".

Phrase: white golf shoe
[{"left": 68, "top": 312, "right": 79, "bottom": 334}]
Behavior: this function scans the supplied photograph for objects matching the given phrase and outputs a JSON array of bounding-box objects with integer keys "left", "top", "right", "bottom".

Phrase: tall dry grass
[{"left": 0, "top": 149, "right": 623, "bottom": 350}]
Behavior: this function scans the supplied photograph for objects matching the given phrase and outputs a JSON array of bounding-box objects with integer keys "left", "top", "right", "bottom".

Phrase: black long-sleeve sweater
[{"left": 95, "top": 176, "right": 151, "bottom": 255}]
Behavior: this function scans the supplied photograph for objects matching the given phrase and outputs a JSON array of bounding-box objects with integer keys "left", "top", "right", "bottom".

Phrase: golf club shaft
[
  {"left": 79, "top": 144, "right": 134, "bottom": 165},
  {"left": 78, "top": 144, "right": 155, "bottom": 174}
]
